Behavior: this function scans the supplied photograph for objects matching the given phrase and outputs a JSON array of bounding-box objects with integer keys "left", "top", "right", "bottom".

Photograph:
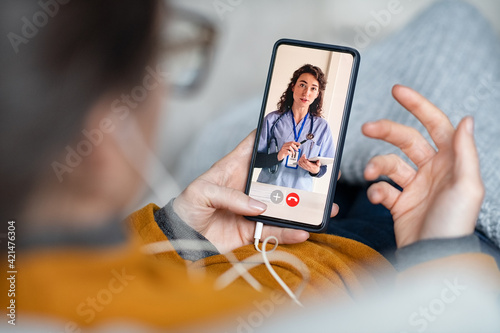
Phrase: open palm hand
[{"left": 362, "top": 85, "right": 484, "bottom": 248}]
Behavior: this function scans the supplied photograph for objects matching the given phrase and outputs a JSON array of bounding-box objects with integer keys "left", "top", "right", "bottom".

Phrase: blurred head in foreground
[{"left": 0, "top": 0, "right": 166, "bottom": 229}]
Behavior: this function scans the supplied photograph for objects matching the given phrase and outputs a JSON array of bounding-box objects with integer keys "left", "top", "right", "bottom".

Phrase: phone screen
[{"left": 245, "top": 39, "right": 360, "bottom": 232}]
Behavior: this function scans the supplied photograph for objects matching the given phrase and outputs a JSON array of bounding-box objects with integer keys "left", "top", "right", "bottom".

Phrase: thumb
[
  {"left": 203, "top": 183, "right": 267, "bottom": 216},
  {"left": 453, "top": 117, "right": 483, "bottom": 193},
  {"left": 452, "top": 116, "right": 484, "bottom": 220}
]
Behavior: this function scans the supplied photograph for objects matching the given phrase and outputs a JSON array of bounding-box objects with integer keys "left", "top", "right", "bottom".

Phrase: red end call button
[{"left": 286, "top": 193, "right": 300, "bottom": 207}]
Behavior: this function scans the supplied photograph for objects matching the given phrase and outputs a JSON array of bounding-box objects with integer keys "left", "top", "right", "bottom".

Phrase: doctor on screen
[{"left": 255, "top": 64, "right": 335, "bottom": 191}]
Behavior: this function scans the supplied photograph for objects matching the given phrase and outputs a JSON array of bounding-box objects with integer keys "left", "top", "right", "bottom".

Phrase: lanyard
[{"left": 292, "top": 112, "right": 309, "bottom": 142}]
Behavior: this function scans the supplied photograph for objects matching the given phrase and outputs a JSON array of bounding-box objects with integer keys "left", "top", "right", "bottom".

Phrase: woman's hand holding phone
[
  {"left": 363, "top": 85, "right": 484, "bottom": 248},
  {"left": 172, "top": 132, "right": 311, "bottom": 254},
  {"left": 277, "top": 141, "right": 300, "bottom": 161}
]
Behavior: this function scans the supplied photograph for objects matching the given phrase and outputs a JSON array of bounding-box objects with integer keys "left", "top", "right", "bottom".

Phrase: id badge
[{"left": 285, "top": 149, "right": 301, "bottom": 169}]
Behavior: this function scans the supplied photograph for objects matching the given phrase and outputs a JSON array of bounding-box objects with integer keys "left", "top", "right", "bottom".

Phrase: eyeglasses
[{"left": 160, "top": 5, "right": 217, "bottom": 96}]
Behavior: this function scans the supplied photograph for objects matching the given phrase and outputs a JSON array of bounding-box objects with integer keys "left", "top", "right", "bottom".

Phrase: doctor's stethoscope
[{"left": 267, "top": 110, "right": 315, "bottom": 174}]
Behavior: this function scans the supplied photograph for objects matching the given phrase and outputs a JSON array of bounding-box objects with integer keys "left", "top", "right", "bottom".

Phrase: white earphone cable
[{"left": 253, "top": 222, "right": 304, "bottom": 307}]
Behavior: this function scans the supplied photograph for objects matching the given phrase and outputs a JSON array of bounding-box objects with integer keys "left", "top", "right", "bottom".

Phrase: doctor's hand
[
  {"left": 277, "top": 141, "right": 300, "bottom": 161},
  {"left": 172, "top": 132, "right": 326, "bottom": 254},
  {"left": 363, "top": 85, "right": 484, "bottom": 248},
  {"left": 298, "top": 155, "right": 321, "bottom": 175}
]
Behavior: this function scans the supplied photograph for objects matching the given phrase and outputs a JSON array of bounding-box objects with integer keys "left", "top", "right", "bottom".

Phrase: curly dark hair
[{"left": 277, "top": 64, "right": 327, "bottom": 117}]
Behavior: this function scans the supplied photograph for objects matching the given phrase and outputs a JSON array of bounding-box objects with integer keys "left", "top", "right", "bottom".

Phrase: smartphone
[{"left": 245, "top": 39, "right": 360, "bottom": 232}]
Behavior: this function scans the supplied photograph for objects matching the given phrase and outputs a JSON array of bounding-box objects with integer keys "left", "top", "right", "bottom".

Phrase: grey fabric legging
[{"left": 341, "top": 0, "right": 500, "bottom": 247}]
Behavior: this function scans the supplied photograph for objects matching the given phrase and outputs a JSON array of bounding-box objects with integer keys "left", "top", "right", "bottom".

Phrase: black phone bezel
[{"left": 244, "top": 38, "right": 360, "bottom": 233}]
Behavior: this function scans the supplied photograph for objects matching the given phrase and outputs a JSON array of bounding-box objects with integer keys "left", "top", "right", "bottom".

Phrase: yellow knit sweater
[{"left": 4, "top": 204, "right": 499, "bottom": 330}]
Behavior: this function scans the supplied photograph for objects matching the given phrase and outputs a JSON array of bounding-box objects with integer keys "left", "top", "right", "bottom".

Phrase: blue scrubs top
[{"left": 257, "top": 110, "right": 335, "bottom": 191}]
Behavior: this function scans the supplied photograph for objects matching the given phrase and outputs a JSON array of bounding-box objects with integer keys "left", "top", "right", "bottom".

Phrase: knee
[{"left": 423, "top": 0, "right": 491, "bottom": 34}]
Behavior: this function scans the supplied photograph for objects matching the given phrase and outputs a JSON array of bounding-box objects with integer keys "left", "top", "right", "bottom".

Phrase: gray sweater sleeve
[
  {"left": 156, "top": 198, "right": 483, "bottom": 268},
  {"left": 154, "top": 199, "right": 220, "bottom": 261},
  {"left": 395, "top": 234, "right": 481, "bottom": 271}
]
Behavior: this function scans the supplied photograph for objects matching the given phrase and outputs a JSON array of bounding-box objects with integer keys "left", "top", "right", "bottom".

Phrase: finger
[
  {"left": 453, "top": 117, "right": 484, "bottom": 203},
  {"left": 392, "top": 85, "right": 455, "bottom": 149},
  {"left": 364, "top": 154, "right": 417, "bottom": 188},
  {"left": 366, "top": 181, "right": 401, "bottom": 211},
  {"left": 201, "top": 182, "right": 267, "bottom": 216},
  {"left": 338, "top": 170, "right": 342, "bottom": 180},
  {"left": 300, "top": 160, "right": 313, "bottom": 171},
  {"left": 362, "top": 120, "right": 436, "bottom": 167},
  {"left": 261, "top": 225, "right": 309, "bottom": 245},
  {"left": 330, "top": 203, "right": 339, "bottom": 217}
]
